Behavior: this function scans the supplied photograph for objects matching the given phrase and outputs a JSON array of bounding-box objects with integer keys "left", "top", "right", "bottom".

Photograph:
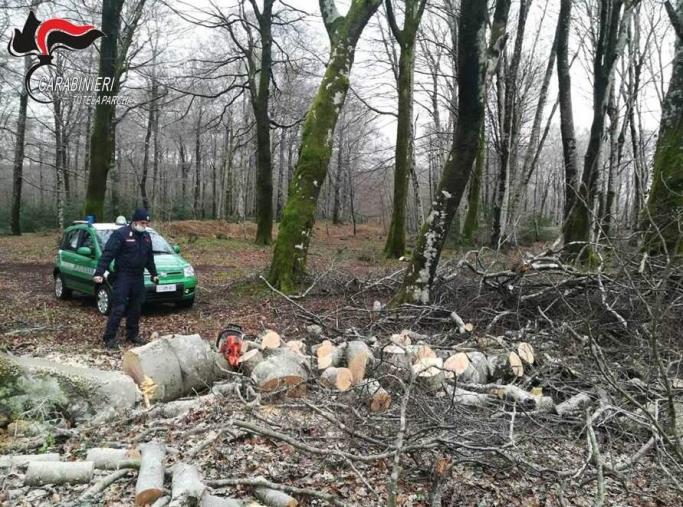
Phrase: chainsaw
[{"left": 216, "top": 324, "right": 245, "bottom": 368}]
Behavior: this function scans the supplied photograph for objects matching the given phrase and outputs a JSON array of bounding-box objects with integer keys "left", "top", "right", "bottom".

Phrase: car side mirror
[
  {"left": 77, "top": 246, "right": 92, "bottom": 257},
  {"left": 173, "top": 244, "right": 181, "bottom": 254}
]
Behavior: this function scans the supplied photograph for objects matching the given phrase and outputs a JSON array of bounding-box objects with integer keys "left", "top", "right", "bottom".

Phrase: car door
[
  {"left": 72, "top": 229, "right": 98, "bottom": 294},
  {"left": 58, "top": 228, "right": 85, "bottom": 292}
]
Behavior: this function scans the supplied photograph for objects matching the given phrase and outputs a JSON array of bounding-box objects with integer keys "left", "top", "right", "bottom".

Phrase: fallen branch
[{"left": 206, "top": 475, "right": 344, "bottom": 506}]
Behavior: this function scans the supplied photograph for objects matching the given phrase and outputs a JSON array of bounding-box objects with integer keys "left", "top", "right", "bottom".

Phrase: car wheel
[
  {"left": 176, "top": 297, "right": 195, "bottom": 309},
  {"left": 96, "top": 285, "right": 112, "bottom": 315},
  {"left": 54, "top": 273, "right": 72, "bottom": 299}
]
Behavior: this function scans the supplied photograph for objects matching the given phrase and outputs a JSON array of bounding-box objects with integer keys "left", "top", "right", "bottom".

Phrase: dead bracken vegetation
[{"left": 1, "top": 222, "right": 682, "bottom": 506}]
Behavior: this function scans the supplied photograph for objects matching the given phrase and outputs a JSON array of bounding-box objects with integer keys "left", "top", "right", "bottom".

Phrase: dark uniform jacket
[{"left": 95, "top": 225, "right": 158, "bottom": 278}]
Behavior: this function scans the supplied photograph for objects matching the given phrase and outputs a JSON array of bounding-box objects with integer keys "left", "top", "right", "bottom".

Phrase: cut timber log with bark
[
  {"left": 316, "top": 342, "right": 346, "bottom": 370},
  {"left": 345, "top": 341, "right": 374, "bottom": 384},
  {"left": 320, "top": 367, "right": 354, "bottom": 391},
  {"left": 0, "top": 453, "right": 61, "bottom": 468},
  {"left": 251, "top": 348, "right": 308, "bottom": 397},
  {"left": 259, "top": 330, "right": 282, "bottom": 350},
  {"left": 1, "top": 353, "right": 139, "bottom": 423},
  {"left": 123, "top": 334, "right": 229, "bottom": 402},
  {"left": 135, "top": 441, "right": 166, "bottom": 506},
  {"left": 86, "top": 447, "right": 141, "bottom": 469},
  {"left": 170, "top": 463, "right": 205, "bottom": 506},
  {"left": 239, "top": 349, "right": 264, "bottom": 376},
  {"left": 413, "top": 357, "right": 445, "bottom": 392},
  {"left": 24, "top": 461, "right": 94, "bottom": 486},
  {"left": 353, "top": 379, "right": 391, "bottom": 412},
  {"left": 255, "top": 487, "right": 298, "bottom": 507},
  {"left": 381, "top": 344, "right": 411, "bottom": 369}
]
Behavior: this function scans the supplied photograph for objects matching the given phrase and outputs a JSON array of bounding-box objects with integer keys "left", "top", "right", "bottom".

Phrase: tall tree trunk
[
  {"left": 54, "top": 98, "right": 65, "bottom": 230},
  {"left": 463, "top": 126, "right": 485, "bottom": 244},
  {"left": 244, "top": 0, "right": 275, "bottom": 245},
  {"left": 557, "top": 0, "right": 579, "bottom": 227},
  {"left": 10, "top": 56, "right": 31, "bottom": 235},
  {"left": 396, "top": 0, "right": 487, "bottom": 303},
  {"left": 193, "top": 114, "right": 202, "bottom": 219},
  {"left": 383, "top": 0, "right": 427, "bottom": 258},
  {"left": 644, "top": 1, "right": 683, "bottom": 256},
  {"left": 140, "top": 95, "right": 154, "bottom": 210},
  {"left": 490, "top": 0, "right": 531, "bottom": 247},
  {"left": 333, "top": 122, "right": 344, "bottom": 224},
  {"left": 564, "top": 0, "right": 634, "bottom": 259},
  {"left": 603, "top": 87, "right": 620, "bottom": 237},
  {"left": 276, "top": 128, "right": 286, "bottom": 220},
  {"left": 84, "top": 0, "right": 124, "bottom": 221},
  {"left": 268, "top": 0, "right": 383, "bottom": 291}
]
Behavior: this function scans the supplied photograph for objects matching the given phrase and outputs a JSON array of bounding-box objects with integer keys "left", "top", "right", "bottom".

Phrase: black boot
[
  {"left": 127, "top": 335, "right": 148, "bottom": 345},
  {"left": 103, "top": 338, "right": 119, "bottom": 350}
]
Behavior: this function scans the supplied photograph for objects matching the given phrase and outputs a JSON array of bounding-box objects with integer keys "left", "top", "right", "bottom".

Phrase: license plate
[{"left": 156, "top": 284, "right": 176, "bottom": 293}]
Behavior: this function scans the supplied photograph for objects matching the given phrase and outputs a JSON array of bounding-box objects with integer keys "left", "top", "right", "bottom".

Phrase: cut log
[
  {"left": 381, "top": 344, "right": 410, "bottom": 369},
  {"left": 517, "top": 342, "right": 535, "bottom": 365},
  {"left": 320, "top": 367, "right": 354, "bottom": 391},
  {"left": 488, "top": 385, "right": 553, "bottom": 411},
  {"left": 239, "top": 349, "right": 265, "bottom": 376},
  {"left": 86, "top": 447, "right": 141, "bottom": 470},
  {"left": 459, "top": 351, "right": 489, "bottom": 384},
  {"left": 0, "top": 453, "right": 60, "bottom": 468},
  {"left": 170, "top": 463, "right": 206, "bottom": 506},
  {"left": 254, "top": 487, "right": 298, "bottom": 507},
  {"left": 251, "top": 350, "right": 308, "bottom": 397},
  {"left": 241, "top": 340, "right": 259, "bottom": 354},
  {"left": 345, "top": 341, "right": 373, "bottom": 384},
  {"left": 5, "top": 355, "right": 139, "bottom": 423},
  {"left": 443, "top": 353, "right": 470, "bottom": 379},
  {"left": 317, "top": 343, "right": 346, "bottom": 370},
  {"left": 200, "top": 493, "right": 244, "bottom": 507},
  {"left": 486, "top": 351, "right": 524, "bottom": 380},
  {"left": 444, "top": 386, "right": 490, "bottom": 407},
  {"left": 389, "top": 332, "right": 412, "bottom": 347},
  {"left": 354, "top": 379, "right": 391, "bottom": 412},
  {"left": 124, "top": 334, "right": 228, "bottom": 402},
  {"left": 312, "top": 340, "right": 334, "bottom": 360},
  {"left": 408, "top": 344, "right": 436, "bottom": 364},
  {"left": 259, "top": 330, "right": 281, "bottom": 350},
  {"left": 413, "top": 357, "right": 445, "bottom": 392},
  {"left": 135, "top": 441, "right": 166, "bottom": 506},
  {"left": 555, "top": 392, "right": 592, "bottom": 417},
  {"left": 285, "top": 340, "right": 305, "bottom": 356},
  {"left": 24, "top": 461, "right": 94, "bottom": 486}
]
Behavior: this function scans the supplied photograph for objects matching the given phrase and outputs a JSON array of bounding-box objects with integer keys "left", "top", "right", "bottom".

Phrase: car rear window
[{"left": 96, "top": 228, "right": 174, "bottom": 254}]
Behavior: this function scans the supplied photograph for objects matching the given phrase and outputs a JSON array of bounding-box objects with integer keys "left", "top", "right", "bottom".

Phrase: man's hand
[
  {"left": 93, "top": 275, "right": 104, "bottom": 284},
  {"left": 151, "top": 276, "right": 159, "bottom": 284}
]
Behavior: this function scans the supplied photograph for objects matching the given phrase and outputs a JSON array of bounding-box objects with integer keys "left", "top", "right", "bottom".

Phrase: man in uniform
[{"left": 93, "top": 208, "right": 159, "bottom": 349}]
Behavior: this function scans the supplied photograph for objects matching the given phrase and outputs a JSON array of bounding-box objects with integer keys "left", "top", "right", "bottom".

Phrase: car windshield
[{"left": 96, "top": 228, "right": 175, "bottom": 254}]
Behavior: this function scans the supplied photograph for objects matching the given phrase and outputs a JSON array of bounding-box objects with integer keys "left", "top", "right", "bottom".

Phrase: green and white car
[{"left": 53, "top": 220, "right": 197, "bottom": 315}]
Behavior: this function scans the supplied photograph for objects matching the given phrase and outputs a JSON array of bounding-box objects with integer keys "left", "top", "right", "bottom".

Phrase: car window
[
  {"left": 80, "top": 231, "right": 96, "bottom": 251},
  {"left": 94, "top": 227, "right": 174, "bottom": 254},
  {"left": 149, "top": 231, "right": 174, "bottom": 254},
  {"left": 61, "top": 229, "right": 80, "bottom": 251}
]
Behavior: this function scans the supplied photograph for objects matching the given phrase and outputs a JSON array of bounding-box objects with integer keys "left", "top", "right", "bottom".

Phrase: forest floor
[{"left": 0, "top": 221, "right": 681, "bottom": 506}]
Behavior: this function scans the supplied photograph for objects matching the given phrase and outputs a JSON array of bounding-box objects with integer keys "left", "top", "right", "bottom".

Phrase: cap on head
[{"left": 131, "top": 208, "right": 150, "bottom": 222}]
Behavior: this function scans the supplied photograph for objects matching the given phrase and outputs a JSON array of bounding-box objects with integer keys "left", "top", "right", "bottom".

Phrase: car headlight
[{"left": 183, "top": 266, "right": 195, "bottom": 278}]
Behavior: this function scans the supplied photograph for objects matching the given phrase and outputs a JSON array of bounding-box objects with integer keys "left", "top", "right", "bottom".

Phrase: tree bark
[
  {"left": 557, "top": 0, "right": 579, "bottom": 228},
  {"left": 384, "top": 0, "right": 427, "bottom": 258},
  {"left": 462, "top": 126, "right": 485, "bottom": 244},
  {"left": 564, "top": 0, "right": 634, "bottom": 259},
  {"left": 251, "top": 0, "right": 275, "bottom": 245},
  {"left": 10, "top": 56, "right": 31, "bottom": 235},
  {"left": 396, "top": 0, "right": 487, "bottom": 303},
  {"left": 84, "top": 0, "right": 124, "bottom": 221},
  {"left": 268, "top": 0, "right": 383, "bottom": 291},
  {"left": 490, "top": 0, "right": 531, "bottom": 247},
  {"left": 644, "top": 0, "right": 683, "bottom": 256}
]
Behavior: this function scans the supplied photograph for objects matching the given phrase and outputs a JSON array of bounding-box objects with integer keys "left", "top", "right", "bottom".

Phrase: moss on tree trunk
[
  {"left": 644, "top": 13, "right": 683, "bottom": 256},
  {"left": 395, "top": 0, "right": 487, "bottom": 304},
  {"left": 268, "top": 0, "right": 383, "bottom": 292}
]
